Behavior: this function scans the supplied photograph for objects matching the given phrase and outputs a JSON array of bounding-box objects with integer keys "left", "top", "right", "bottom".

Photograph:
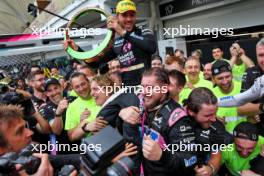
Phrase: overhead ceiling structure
[
  {"left": 0, "top": 0, "right": 35, "bottom": 35},
  {"left": 0, "top": 54, "right": 36, "bottom": 68}
]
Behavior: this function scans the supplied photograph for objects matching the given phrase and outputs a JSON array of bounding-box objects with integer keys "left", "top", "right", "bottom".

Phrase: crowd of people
[{"left": 0, "top": 0, "right": 264, "bottom": 175}]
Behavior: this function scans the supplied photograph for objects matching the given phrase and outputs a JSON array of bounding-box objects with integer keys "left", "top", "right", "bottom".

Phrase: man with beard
[
  {"left": 105, "top": 0, "right": 156, "bottom": 86},
  {"left": 29, "top": 70, "right": 47, "bottom": 110},
  {"left": 184, "top": 88, "right": 233, "bottom": 176},
  {"left": 217, "top": 38, "right": 264, "bottom": 137},
  {"left": 39, "top": 78, "right": 75, "bottom": 154},
  {"left": 119, "top": 68, "right": 197, "bottom": 175},
  {"left": 28, "top": 70, "right": 51, "bottom": 144},
  {"left": 211, "top": 60, "right": 246, "bottom": 133},
  {"left": 65, "top": 0, "right": 156, "bottom": 86}
]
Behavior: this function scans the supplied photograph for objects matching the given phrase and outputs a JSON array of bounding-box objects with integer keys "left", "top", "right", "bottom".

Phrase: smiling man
[
  {"left": 212, "top": 60, "right": 246, "bottom": 133},
  {"left": 65, "top": 72, "right": 101, "bottom": 142},
  {"left": 65, "top": 0, "right": 156, "bottom": 86},
  {"left": 221, "top": 122, "right": 264, "bottom": 176},
  {"left": 39, "top": 78, "right": 74, "bottom": 154},
  {"left": 180, "top": 57, "right": 213, "bottom": 104},
  {"left": 105, "top": 0, "right": 156, "bottom": 86},
  {"left": 119, "top": 68, "right": 197, "bottom": 176},
  {"left": 184, "top": 88, "right": 232, "bottom": 176},
  {"left": 211, "top": 45, "right": 229, "bottom": 64}
]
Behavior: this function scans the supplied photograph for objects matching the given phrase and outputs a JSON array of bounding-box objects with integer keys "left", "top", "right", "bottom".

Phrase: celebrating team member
[
  {"left": 211, "top": 60, "right": 246, "bottom": 133},
  {"left": 221, "top": 122, "right": 264, "bottom": 176},
  {"left": 119, "top": 68, "right": 197, "bottom": 176},
  {"left": 64, "top": 0, "right": 156, "bottom": 86}
]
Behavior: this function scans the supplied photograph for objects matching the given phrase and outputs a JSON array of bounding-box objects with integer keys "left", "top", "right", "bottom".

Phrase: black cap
[
  {"left": 212, "top": 60, "right": 232, "bottom": 76},
  {"left": 233, "top": 122, "right": 259, "bottom": 141},
  {"left": 44, "top": 78, "right": 60, "bottom": 91}
]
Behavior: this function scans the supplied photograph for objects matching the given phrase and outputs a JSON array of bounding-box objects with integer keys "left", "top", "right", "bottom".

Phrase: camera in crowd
[
  {"left": 0, "top": 144, "right": 41, "bottom": 175},
  {"left": 0, "top": 145, "right": 79, "bottom": 176},
  {"left": 80, "top": 125, "right": 135, "bottom": 176},
  {"left": 0, "top": 91, "right": 36, "bottom": 117},
  {"left": 0, "top": 86, "right": 36, "bottom": 117}
]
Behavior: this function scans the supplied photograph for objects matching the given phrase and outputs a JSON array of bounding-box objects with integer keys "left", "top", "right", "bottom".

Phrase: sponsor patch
[
  {"left": 168, "top": 108, "right": 187, "bottom": 127},
  {"left": 219, "top": 96, "right": 234, "bottom": 101},
  {"left": 184, "top": 156, "right": 197, "bottom": 167}
]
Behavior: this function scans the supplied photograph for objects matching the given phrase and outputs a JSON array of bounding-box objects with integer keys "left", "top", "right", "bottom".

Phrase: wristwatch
[
  {"left": 81, "top": 122, "right": 90, "bottom": 133},
  {"left": 55, "top": 113, "right": 62, "bottom": 117}
]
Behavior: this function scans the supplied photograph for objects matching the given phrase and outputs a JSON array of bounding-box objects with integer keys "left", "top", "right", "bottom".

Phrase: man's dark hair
[
  {"left": 68, "top": 59, "right": 80, "bottom": 66},
  {"left": 174, "top": 49, "right": 184, "bottom": 55},
  {"left": 69, "top": 72, "right": 88, "bottom": 84},
  {"left": 0, "top": 105, "right": 24, "bottom": 147},
  {"left": 184, "top": 87, "right": 217, "bottom": 113},
  {"left": 28, "top": 70, "right": 44, "bottom": 81},
  {"left": 167, "top": 70, "right": 186, "bottom": 88},
  {"left": 143, "top": 68, "right": 169, "bottom": 84},
  {"left": 151, "top": 55, "right": 162, "bottom": 62},
  {"left": 212, "top": 45, "right": 223, "bottom": 51},
  {"left": 192, "top": 49, "right": 203, "bottom": 58},
  {"left": 79, "top": 65, "right": 96, "bottom": 74}
]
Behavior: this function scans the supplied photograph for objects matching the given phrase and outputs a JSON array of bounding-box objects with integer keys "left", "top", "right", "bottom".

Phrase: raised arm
[{"left": 218, "top": 75, "right": 264, "bottom": 107}]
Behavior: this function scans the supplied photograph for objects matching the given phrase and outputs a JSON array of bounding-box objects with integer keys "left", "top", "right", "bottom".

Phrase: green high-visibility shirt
[
  {"left": 65, "top": 96, "right": 101, "bottom": 136},
  {"left": 232, "top": 63, "right": 247, "bottom": 82},
  {"left": 69, "top": 90, "right": 78, "bottom": 97},
  {"left": 213, "top": 81, "right": 246, "bottom": 133},
  {"left": 221, "top": 136, "right": 264, "bottom": 176},
  {"left": 180, "top": 78, "right": 213, "bottom": 105}
]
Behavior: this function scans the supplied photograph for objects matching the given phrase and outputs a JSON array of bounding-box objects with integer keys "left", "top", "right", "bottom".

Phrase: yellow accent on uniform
[{"left": 116, "top": 0, "right": 137, "bottom": 14}]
